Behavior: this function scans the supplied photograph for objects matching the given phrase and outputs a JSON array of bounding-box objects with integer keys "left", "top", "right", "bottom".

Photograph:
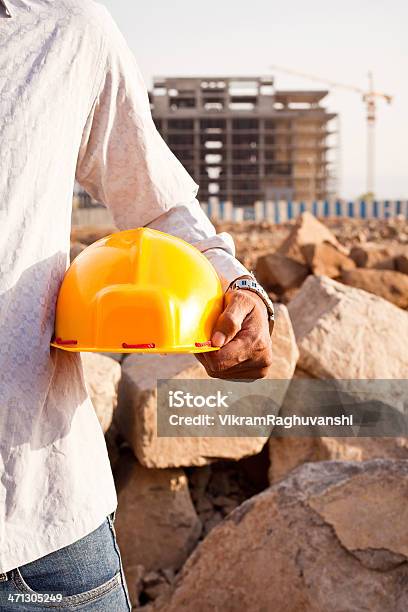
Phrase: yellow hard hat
[{"left": 51, "top": 228, "right": 223, "bottom": 354}]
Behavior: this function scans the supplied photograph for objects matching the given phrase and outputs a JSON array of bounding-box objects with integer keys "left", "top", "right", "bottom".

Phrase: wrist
[{"left": 227, "top": 275, "right": 275, "bottom": 328}]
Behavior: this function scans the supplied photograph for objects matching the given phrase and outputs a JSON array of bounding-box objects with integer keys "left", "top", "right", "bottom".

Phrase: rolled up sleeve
[{"left": 75, "top": 6, "right": 249, "bottom": 290}]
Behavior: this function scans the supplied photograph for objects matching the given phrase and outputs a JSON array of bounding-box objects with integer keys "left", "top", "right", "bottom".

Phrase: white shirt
[{"left": 0, "top": 0, "right": 247, "bottom": 572}]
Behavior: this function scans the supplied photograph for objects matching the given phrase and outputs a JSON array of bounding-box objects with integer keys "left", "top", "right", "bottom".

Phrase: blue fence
[
  {"left": 201, "top": 200, "right": 408, "bottom": 222},
  {"left": 72, "top": 197, "right": 408, "bottom": 227}
]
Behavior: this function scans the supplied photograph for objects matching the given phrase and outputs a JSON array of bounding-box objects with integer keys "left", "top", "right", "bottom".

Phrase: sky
[{"left": 100, "top": 0, "right": 407, "bottom": 200}]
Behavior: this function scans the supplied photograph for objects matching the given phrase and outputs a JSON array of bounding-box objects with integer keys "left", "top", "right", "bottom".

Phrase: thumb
[{"left": 211, "top": 292, "right": 254, "bottom": 347}]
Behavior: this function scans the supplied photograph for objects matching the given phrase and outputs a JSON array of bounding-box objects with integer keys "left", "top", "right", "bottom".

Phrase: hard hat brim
[{"left": 50, "top": 342, "right": 220, "bottom": 354}]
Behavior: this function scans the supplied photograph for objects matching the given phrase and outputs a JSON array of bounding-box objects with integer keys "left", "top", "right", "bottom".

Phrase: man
[{"left": 0, "top": 0, "right": 273, "bottom": 609}]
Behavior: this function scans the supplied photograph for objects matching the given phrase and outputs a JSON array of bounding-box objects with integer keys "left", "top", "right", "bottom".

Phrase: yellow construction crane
[{"left": 270, "top": 64, "right": 393, "bottom": 197}]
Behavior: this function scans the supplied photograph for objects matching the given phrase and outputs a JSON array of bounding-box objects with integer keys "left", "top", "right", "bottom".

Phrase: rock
[
  {"left": 256, "top": 252, "right": 309, "bottom": 290},
  {"left": 102, "top": 352, "right": 124, "bottom": 363},
  {"left": 269, "top": 438, "right": 324, "bottom": 483},
  {"left": 396, "top": 254, "right": 408, "bottom": 275},
  {"left": 202, "top": 511, "right": 223, "bottom": 536},
  {"left": 81, "top": 353, "right": 121, "bottom": 432},
  {"left": 278, "top": 212, "right": 347, "bottom": 265},
  {"left": 306, "top": 461, "right": 408, "bottom": 570},
  {"left": 288, "top": 275, "right": 408, "bottom": 378},
  {"left": 152, "top": 460, "right": 408, "bottom": 612},
  {"left": 188, "top": 462, "right": 250, "bottom": 537},
  {"left": 116, "top": 354, "right": 208, "bottom": 468},
  {"left": 142, "top": 571, "right": 172, "bottom": 602},
  {"left": 350, "top": 243, "right": 396, "bottom": 269},
  {"left": 161, "top": 569, "right": 176, "bottom": 585},
  {"left": 195, "top": 495, "right": 213, "bottom": 515},
  {"left": 188, "top": 465, "right": 212, "bottom": 502},
  {"left": 212, "top": 495, "right": 240, "bottom": 512},
  {"left": 70, "top": 241, "right": 86, "bottom": 262},
  {"left": 340, "top": 269, "right": 408, "bottom": 309},
  {"left": 301, "top": 242, "right": 355, "bottom": 278},
  {"left": 270, "top": 303, "right": 299, "bottom": 379},
  {"left": 214, "top": 218, "right": 408, "bottom": 273},
  {"left": 269, "top": 436, "right": 408, "bottom": 483},
  {"left": 293, "top": 366, "right": 316, "bottom": 378},
  {"left": 189, "top": 453, "right": 271, "bottom": 544},
  {"left": 114, "top": 449, "right": 201, "bottom": 606},
  {"left": 280, "top": 286, "right": 301, "bottom": 304},
  {"left": 115, "top": 307, "right": 296, "bottom": 468},
  {"left": 127, "top": 564, "right": 145, "bottom": 608},
  {"left": 115, "top": 355, "right": 269, "bottom": 468}
]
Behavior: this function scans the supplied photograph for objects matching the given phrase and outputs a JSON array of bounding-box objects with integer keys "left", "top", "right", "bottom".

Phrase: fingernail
[{"left": 212, "top": 331, "right": 226, "bottom": 347}]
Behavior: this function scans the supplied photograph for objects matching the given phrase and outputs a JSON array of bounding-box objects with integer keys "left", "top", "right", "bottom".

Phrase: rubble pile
[
  {"left": 215, "top": 214, "right": 408, "bottom": 271},
  {"left": 149, "top": 461, "right": 408, "bottom": 612},
  {"left": 73, "top": 214, "right": 408, "bottom": 610},
  {"left": 250, "top": 213, "right": 408, "bottom": 307}
]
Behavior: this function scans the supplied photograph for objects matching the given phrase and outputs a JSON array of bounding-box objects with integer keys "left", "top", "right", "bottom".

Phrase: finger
[
  {"left": 195, "top": 352, "right": 210, "bottom": 370},
  {"left": 209, "top": 351, "right": 272, "bottom": 377},
  {"left": 211, "top": 292, "right": 255, "bottom": 347},
  {"left": 207, "top": 365, "right": 271, "bottom": 380},
  {"left": 196, "top": 344, "right": 248, "bottom": 374},
  {"left": 196, "top": 348, "right": 269, "bottom": 380},
  {"left": 206, "top": 334, "right": 272, "bottom": 374}
]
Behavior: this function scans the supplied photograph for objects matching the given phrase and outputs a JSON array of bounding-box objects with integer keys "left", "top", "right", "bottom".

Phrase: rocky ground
[
  {"left": 72, "top": 214, "right": 408, "bottom": 611},
  {"left": 215, "top": 215, "right": 408, "bottom": 271}
]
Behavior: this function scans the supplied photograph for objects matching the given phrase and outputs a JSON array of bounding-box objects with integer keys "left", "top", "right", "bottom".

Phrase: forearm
[{"left": 146, "top": 199, "right": 249, "bottom": 291}]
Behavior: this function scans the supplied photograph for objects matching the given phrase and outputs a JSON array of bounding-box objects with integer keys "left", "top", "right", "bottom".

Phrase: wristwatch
[{"left": 228, "top": 276, "right": 275, "bottom": 329}]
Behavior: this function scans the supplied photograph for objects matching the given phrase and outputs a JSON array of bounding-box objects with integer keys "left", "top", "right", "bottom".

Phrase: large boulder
[
  {"left": 301, "top": 242, "right": 355, "bottom": 278},
  {"left": 288, "top": 275, "right": 408, "bottom": 378},
  {"left": 153, "top": 460, "right": 408, "bottom": 612},
  {"left": 269, "top": 436, "right": 408, "bottom": 483},
  {"left": 115, "top": 305, "right": 297, "bottom": 468},
  {"left": 271, "top": 303, "right": 299, "bottom": 379},
  {"left": 114, "top": 449, "right": 201, "bottom": 606},
  {"left": 115, "top": 355, "right": 268, "bottom": 468},
  {"left": 278, "top": 212, "right": 347, "bottom": 265},
  {"left": 340, "top": 269, "right": 408, "bottom": 309},
  {"left": 256, "top": 252, "right": 309, "bottom": 290},
  {"left": 81, "top": 353, "right": 121, "bottom": 432}
]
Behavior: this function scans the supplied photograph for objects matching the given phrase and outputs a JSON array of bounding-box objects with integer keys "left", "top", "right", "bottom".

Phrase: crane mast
[{"left": 270, "top": 65, "right": 392, "bottom": 197}]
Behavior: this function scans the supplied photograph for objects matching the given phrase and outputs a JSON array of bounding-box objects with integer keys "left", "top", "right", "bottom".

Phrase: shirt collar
[{"left": 0, "top": 0, "right": 12, "bottom": 18}]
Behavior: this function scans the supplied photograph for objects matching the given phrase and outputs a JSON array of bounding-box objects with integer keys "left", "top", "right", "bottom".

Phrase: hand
[{"left": 196, "top": 287, "right": 273, "bottom": 380}]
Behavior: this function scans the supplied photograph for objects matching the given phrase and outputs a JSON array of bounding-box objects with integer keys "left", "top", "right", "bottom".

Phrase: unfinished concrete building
[{"left": 150, "top": 77, "right": 337, "bottom": 206}]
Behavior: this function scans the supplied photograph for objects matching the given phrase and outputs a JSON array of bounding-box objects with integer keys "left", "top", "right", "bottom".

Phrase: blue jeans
[{"left": 0, "top": 514, "right": 132, "bottom": 611}]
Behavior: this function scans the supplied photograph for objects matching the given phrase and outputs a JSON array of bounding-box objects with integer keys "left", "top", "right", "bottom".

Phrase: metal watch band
[{"left": 228, "top": 278, "right": 275, "bottom": 323}]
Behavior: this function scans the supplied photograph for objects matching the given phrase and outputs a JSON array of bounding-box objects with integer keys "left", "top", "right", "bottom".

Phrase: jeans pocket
[
  {"left": 10, "top": 517, "right": 131, "bottom": 610},
  {"left": 11, "top": 567, "right": 122, "bottom": 608}
]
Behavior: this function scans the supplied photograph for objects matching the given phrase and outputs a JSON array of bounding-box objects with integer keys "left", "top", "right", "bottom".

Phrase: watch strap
[{"left": 228, "top": 277, "right": 275, "bottom": 324}]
